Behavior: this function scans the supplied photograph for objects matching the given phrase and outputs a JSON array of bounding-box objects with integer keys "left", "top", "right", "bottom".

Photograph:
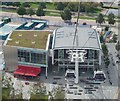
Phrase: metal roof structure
[{"left": 52, "top": 27, "right": 101, "bottom": 50}]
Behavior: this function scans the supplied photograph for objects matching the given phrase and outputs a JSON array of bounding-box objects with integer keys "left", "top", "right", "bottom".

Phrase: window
[
  {"left": 18, "top": 49, "right": 46, "bottom": 65},
  {"left": 31, "top": 52, "right": 46, "bottom": 64},
  {"left": 18, "top": 49, "right": 30, "bottom": 62}
]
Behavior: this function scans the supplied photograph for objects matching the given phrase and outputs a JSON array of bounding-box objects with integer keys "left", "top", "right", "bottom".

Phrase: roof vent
[
  {"left": 34, "top": 34, "right": 37, "bottom": 37},
  {"left": 31, "top": 41, "right": 35, "bottom": 44},
  {"left": 56, "top": 33, "right": 64, "bottom": 38},
  {"left": 19, "top": 34, "right": 22, "bottom": 37},
  {"left": 15, "top": 41, "right": 19, "bottom": 44}
]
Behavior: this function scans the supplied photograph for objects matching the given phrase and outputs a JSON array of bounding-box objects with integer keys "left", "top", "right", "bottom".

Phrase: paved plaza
[{"left": 1, "top": 25, "right": 119, "bottom": 99}]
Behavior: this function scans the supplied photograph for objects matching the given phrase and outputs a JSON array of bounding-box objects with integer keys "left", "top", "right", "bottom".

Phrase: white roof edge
[
  {"left": 52, "top": 29, "right": 57, "bottom": 49},
  {"left": 3, "top": 31, "right": 13, "bottom": 46},
  {"left": 53, "top": 47, "right": 101, "bottom": 51},
  {"left": 46, "top": 34, "right": 51, "bottom": 51},
  {"left": 95, "top": 29, "right": 102, "bottom": 50}
]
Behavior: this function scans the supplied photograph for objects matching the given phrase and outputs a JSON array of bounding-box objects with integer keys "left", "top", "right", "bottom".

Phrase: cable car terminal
[{"left": 52, "top": 27, "right": 106, "bottom": 84}]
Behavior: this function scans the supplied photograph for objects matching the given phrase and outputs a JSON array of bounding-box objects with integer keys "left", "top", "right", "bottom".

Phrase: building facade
[
  {"left": 51, "top": 27, "right": 102, "bottom": 76},
  {"left": 3, "top": 30, "right": 52, "bottom": 77}
]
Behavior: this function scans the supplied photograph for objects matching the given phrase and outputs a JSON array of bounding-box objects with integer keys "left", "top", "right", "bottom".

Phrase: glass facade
[
  {"left": 54, "top": 49, "right": 99, "bottom": 67},
  {"left": 18, "top": 49, "right": 47, "bottom": 66}
]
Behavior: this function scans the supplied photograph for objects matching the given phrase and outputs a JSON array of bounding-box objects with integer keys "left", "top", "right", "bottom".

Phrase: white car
[
  {"left": 65, "top": 69, "right": 76, "bottom": 82},
  {"left": 0, "top": 51, "right": 3, "bottom": 55},
  {"left": 93, "top": 70, "right": 106, "bottom": 82}
]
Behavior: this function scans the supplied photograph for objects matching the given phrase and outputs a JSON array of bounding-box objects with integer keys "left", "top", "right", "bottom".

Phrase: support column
[
  {"left": 93, "top": 50, "right": 95, "bottom": 71},
  {"left": 75, "top": 50, "right": 79, "bottom": 84},
  {"left": 87, "top": 50, "right": 89, "bottom": 72},
  {"left": 99, "top": 50, "right": 101, "bottom": 66},
  {"left": 45, "top": 67, "right": 47, "bottom": 78},
  {"left": 46, "top": 52, "right": 48, "bottom": 78},
  {"left": 29, "top": 51, "right": 31, "bottom": 62},
  {"left": 52, "top": 50, "right": 54, "bottom": 65}
]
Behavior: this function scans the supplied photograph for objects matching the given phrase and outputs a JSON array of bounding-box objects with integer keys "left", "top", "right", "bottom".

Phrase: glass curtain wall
[{"left": 18, "top": 49, "right": 46, "bottom": 65}]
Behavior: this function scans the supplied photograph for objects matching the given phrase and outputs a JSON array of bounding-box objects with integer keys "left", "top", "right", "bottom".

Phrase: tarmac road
[{"left": 0, "top": 11, "right": 98, "bottom": 25}]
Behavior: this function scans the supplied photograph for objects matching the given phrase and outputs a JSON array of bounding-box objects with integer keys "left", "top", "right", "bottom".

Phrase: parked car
[
  {"left": 113, "top": 63, "right": 115, "bottom": 66},
  {"left": 25, "top": 82, "right": 29, "bottom": 85},
  {"left": 116, "top": 61, "right": 120, "bottom": 64}
]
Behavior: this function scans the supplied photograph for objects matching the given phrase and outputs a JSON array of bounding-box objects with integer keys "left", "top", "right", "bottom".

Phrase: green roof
[{"left": 6, "top": 30, "right": 52, "bottom": 49}]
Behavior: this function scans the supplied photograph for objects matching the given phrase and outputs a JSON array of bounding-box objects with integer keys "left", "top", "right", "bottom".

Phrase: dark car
[
  {"left": 25, "top": 82, "right": 29, "bottom": 85},
  {"left": 82, "top": 22, "right": 87, "bottom": 25}
]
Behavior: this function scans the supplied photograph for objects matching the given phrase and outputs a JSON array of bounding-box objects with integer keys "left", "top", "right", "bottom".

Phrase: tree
[
  {"left": 22, "top": 2, "right": 30, "bottom": 8},
  {"left": 2, "top": 2, "right": 13, "bottom": 6},
  {"left": 84, "top": 2, "right": 92, "bottom": 13},
  {"left": 61, "top": 7, "right": 72, "bottom": 21},
  {"left": 12, "top": 2, "right": 21, "bottom": 7},
  {"left": 102, "top": 44, "right": 110, "bottom": 67},
  {"left": 108, "top": 13, "right": 115, "bottom": 25},
  {"left": 102, "top": 44, "right": 108, "bottom": 56},
  {"left": 105, "top": 26, "right": 109, "bottom": 31},
  {"left": 27, "top": 8, "right": 34, "bottom": 18},
  {"left": 36, "top": 5, "right": 45, "bottom": 19},
  {"left": 55, "top": 2, "right": 65, "bottom": 10},
  {"left": 81, "top": 2, "right": 100, "bottom": 13},
  {"left": 50, "top": 86, "right": 65, "bottom": 100},
  {"left": 105, "top": 57, "right": 110, "bottom": 66},
  {"left": 100, "top": 2, "right": 103, "bottom": 8},
  {"left": 100, "top": 35, "right": 104, "bottom": 43},
  {"left": 17, "top": 7, "right": 26, "bottom": 17},
  {"left": 53, "top": 87, "right": 65, "bottom": 100},
  {"left": 39, "top": 2, "right": 46, "bottom": 9},
  {"left": 67, "top": 2, "right": 78, "bottom": 12},
  {"left": 32, "top": 81, "right": 46, "bottom": 95},
  {"left": 96, "top": 13, "right": 105, "bottom": 25},
  {"left": 112, "top": 34, "right": 117, "bottom": 43},
  {"left": 116, "top": 41, "right": 120, "bottom": 51}
]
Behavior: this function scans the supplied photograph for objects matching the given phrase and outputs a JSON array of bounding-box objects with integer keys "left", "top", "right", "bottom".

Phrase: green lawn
[
  {"left": 30, "top": 3, "right": 39, "bottom": 9},
  {"left": 7, "top": 31, "right": 52, "bottom": 49},
  {"left": 30, "top": 94, "right": 48, "bottom": 101},
  {"left": 45, "top": 11, "right": 61, "bottom": 16},
  {"left": 78, "top": 16, "right": 96, "bottom": 20},
  {"left": 93, "top": 8, "right": 102, "bottom": 13},
  {"left": 1, "top": 8, "right": 17, "bottom": 13},
  {"left": 46, "top": 3, "right": 56, "bottom": 10},
  {"left": 30, "top": 2, "right": 56, "bottom": 10},
  {"left": 2, "top": 88, "right": 10, "bottom": 99}
]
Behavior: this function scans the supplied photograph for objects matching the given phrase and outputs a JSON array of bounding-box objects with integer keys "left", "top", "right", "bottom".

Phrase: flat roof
[
  {"left": 52, "top": 27, "right": 101, "bottom": 50},
  {"left": 0, "top": 24, "right": 19, "bottom": 35},
  {"left": 6, "top": 30, "right": 52, "bottom": 49},
  {"left": 35, "top": 23, "right": 44, "bottom": 28},
  {"left": 24, "top": 22, "right": 33, "bottom": 27}
]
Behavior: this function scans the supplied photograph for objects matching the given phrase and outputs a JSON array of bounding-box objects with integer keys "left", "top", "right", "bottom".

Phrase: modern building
[
  {"left": 3, "top": 30, "right": 53, "bottom": 78},
  {"left": 3, "top": 26, "right": 102, "bottom": 78},
  {"left": 51, "top": 26, "right": 102, "bottom": 77}
]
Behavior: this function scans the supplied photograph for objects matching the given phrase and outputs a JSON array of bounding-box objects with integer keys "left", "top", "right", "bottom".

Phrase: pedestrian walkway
[{"left": 0, "top": 40, "right": 4, "bottom": 70}]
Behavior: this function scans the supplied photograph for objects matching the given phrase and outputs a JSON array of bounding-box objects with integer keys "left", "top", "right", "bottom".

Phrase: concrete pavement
[{"left": 0, "top": 40, "right": 4, "bottom": 70}]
